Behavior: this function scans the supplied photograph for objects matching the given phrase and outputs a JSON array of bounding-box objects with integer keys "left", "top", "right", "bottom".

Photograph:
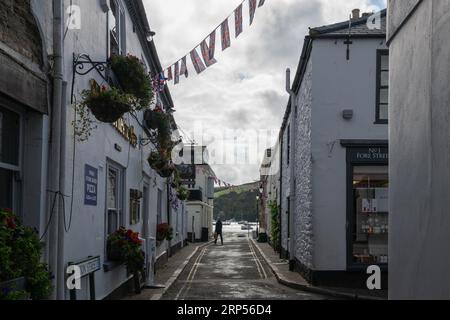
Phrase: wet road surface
[{"left": 162, "top": 225, "right": 329, "bottom": 300}]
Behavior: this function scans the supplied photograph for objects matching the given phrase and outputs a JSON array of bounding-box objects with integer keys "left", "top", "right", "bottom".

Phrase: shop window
[
  {"left": 376, "top": 50, "right": 389, "bottom": 123},
  {"left": 351, "top": 166, "right": 389, "bottom": 265},
  {"left": 109, "top": 0, "right": 126, "bottom": 56},
  {"left": 106, "top": 163, "right": 124, "bottom": 236}
]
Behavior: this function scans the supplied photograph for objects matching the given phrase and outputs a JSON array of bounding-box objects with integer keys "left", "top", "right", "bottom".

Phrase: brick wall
[{"left": 0, "top": 0, "right": 43, "bottom": 65}]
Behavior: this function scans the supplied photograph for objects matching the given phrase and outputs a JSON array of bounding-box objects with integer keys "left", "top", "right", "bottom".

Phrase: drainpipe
[
  {"left": 286, "top": 68, "right": 296, "bottom": 271},
  {"left": 47, "top": 0, "right": 64, "bottom": 300}
]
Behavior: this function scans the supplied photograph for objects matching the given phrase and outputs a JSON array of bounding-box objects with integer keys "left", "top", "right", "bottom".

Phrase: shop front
[{"left": 342, "top": 141, "right": 389, "bottom": 273}]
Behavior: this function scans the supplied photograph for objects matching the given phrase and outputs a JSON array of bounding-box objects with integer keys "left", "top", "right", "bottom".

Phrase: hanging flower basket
[
  {"left": 145, "top": 108, "right": 171, "bottom": 132},
  {"left": 109, "top": 55, "right": 154, "bottom": 110},
  {"left": 81, "top": 87, "right": 132, "bottom": 123}
]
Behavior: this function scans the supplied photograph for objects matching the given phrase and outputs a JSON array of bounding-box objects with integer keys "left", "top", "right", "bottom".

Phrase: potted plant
[
  {"left": 156, "top": 223, "right": 173, "bottom": 242},
  {"left": 176, "top": 185, "right": 190, "bottom": 201},
  {"left": 0, "top": 208, "right": 52, "bottom": 300},
  {"left": 106, "top": 227, "right": 145, "bottom": 293},
  {"left": 109, "top": 54, "right": 154, "bottom": 109},
  {"left": 80, "top": 86, "right": 133, "bottom": 123}
]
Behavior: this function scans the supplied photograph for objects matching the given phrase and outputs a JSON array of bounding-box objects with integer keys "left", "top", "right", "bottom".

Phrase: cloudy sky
[{"left": 144, "top": 0, "right": 386, "bottom": 186}]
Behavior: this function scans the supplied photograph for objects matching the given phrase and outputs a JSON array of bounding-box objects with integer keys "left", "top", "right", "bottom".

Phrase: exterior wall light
[{"left": 343, "top": 109, "right": 354, "bottom": 120}]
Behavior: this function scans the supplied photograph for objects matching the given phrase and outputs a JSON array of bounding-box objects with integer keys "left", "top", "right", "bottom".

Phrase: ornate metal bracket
[{"left": 71, "top": 53, "right": 109, "bottom": 104}]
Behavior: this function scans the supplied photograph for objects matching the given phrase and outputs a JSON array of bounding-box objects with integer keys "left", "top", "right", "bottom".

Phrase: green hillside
[{"left": 214, "top": 182, "right": 259, "bottom": 222}]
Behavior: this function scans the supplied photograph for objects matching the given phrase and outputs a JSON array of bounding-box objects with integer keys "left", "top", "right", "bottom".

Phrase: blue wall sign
[{"left": 84, "top": 165, "right": 98, "bottom": 206}]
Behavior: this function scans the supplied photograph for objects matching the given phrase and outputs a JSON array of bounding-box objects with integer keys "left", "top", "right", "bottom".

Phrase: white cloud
[{"left": 144, "top": 0, "right": 385, "bottom": 185}]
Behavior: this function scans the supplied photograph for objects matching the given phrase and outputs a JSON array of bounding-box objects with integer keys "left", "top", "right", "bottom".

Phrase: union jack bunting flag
[
  {"left": 249, "top": 0, "right": 257, "bottom": 25},
  {"left": 174, "top": 61, "right": 180, "bottom": 84},
  {"left": 151, "top": 73, "right": 166, "bottom": 93},
  {"left": 200, "top": 30, "right": 217, "bottom": 67},
  {"left": 221, "top": 19, "right": 231, "bottom": 51},
  {"left": 180, "top": 56, "right": 189, "bottom": 78},
  {"left": 235, "top": 4, "right": 243, "bottom": 38},
  {"left": 190, "top": 48, "right": 206, "bottom": 74},
  {"left": 258, "top": 0, "right": 265, "bottom": 7},
  {"left": 167, "top": 66, "right": 173, "bottom": 81}
]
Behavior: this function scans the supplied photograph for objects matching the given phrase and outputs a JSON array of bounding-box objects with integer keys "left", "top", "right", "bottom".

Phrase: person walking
[{"left": 214, "top": 218, "right": 223, "bottom": 245}]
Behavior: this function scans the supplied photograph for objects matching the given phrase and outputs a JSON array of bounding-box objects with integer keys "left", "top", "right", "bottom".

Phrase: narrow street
[{"left": 162, "top": 225, "right": 328, "bottom": 300}]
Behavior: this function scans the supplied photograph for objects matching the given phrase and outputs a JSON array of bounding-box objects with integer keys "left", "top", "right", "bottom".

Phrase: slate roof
[{"left": 310, "top": 9, "right": 387, "bottom": 38}]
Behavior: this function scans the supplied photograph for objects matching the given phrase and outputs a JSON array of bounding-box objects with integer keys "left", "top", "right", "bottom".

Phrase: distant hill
[{"left": 214, "top": 182, "right": 259, "bottom": 222}]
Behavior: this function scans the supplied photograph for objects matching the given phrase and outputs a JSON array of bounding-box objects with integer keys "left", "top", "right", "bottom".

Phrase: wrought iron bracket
[{"left": 71, "top": 53, "right": 109, "bottom": 104}]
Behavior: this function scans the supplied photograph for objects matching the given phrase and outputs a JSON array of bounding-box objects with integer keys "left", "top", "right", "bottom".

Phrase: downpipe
[
  {"left": 286, "top": 69, "right": 296, "bottom": 271},
  {"left": 47, "top": 0, "right": 65, "bottom": 300}
]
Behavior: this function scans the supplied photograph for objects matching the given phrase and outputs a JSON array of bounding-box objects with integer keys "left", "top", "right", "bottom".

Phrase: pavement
[
  {"left": 123, "top": 241, "right": 210, "bottom": 300},
  {"left": 160, "top": 226, "right": 329, "bottom": 300},
  {"left": 124, "top": 224, "right": 387, "bottom": 300},
  {"left": 251, "top": 239, "right": 388, "bottom": 300}
]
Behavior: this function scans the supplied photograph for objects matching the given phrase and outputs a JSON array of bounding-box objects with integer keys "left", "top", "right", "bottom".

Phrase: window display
[{"left": 352, "top": 166, "right": 388, "bottom": 265}]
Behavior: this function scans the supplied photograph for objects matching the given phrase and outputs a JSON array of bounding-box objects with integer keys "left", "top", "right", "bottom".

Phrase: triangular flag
[
  {"left": 200, "top": 30, "right": 217, "bottom": 67},
  {"left": 180, "top": 56, "right": 189, "bottom": 78},
  {"left": 190, "top": 48, "right": 206, "bottom": 74},
  {"left": 167, "top": 66, "right": 173, "bottom": 81},
  {"left": 221, "top": 19, "right": 231, "bottom": 51},
  {"left": 249, "top": 0, "right": 257, "bottom": 25},
  {"left": 235, "top": 4, "right": 243, "bottom": 38},
  {"left": 174, "top": 61, "right": 180, "bottom": 84},
  {"left": 258, "top": 0, "right": 265, "bottom": 7}
]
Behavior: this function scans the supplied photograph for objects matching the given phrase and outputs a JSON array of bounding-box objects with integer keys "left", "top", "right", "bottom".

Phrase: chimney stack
[{"left": 352, "top": 9, "right": 361, "bottom": 20}]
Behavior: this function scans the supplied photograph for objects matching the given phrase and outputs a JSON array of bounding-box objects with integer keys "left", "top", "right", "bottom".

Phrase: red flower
[
  {"left": 5, "top": 217, "right": 16, "bottom": 230},
  {"left": 2, "top": 208, "right": 12, "bottom": 213}
]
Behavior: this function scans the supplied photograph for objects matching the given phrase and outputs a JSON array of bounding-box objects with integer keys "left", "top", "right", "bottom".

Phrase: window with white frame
[
  {"left": 106, "top": 162, "right": 124, "bottom": 236},
  {"left": 109, "top": 0, "right": 126, "bottom": 56}
]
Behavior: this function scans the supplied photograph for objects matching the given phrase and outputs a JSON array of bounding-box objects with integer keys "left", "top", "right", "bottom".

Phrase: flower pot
[
  {"left": 107, "top": 243, "right": 123, "bottom": 262},
  {"left": 87, "top": 99, "right": 131, "bottom": 123}
]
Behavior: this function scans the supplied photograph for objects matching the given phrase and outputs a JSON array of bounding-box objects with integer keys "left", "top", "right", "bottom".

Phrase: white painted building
[
  {"left": 387, "top": 0, "right": 450, "bottom": 299},
  {"left": 181, "top": 146, "right": 215, "bottom": 242},
  {"left": 278, "top": 10, "right": 389, "bottom": 288},
  {"left": 1, "top": 0, "right": 188, "bottom": 300}
]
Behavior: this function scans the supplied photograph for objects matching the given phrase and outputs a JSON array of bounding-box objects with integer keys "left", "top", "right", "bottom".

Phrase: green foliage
[
  {"left": 109, "top": 54, "right": 154, "bottom": 109},
  {"left": 0, "top": 208, "right": 52, "bottom": 300},
  {"left": 79, "top": 86, "right": 133, "bottom": 124},
  {"left": 214, "top": 187, "right": 258, "bottom": 222},
  {"left": 268, "top": 201, "right": 280, "bottom": 251},
  {"left": 176, "top": 185, "right": 190, "bottom": 201}
]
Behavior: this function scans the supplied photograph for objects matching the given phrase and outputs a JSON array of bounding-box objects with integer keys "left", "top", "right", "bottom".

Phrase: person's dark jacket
[{"left": 215, "top": 220, "right": 223, "bottom": 234}]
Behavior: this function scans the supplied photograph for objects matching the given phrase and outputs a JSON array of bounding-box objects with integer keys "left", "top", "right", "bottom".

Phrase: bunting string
[{"left": 162, "top": 0, "right": 267, "bottom": 86}]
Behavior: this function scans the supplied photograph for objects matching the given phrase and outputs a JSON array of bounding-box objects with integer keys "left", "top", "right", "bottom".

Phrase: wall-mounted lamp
[
  {"left": 342, "top": 109, "right": 354, "bottom": 120},
  {"left": 147, "top": 31, "right": 156, "bottom": 42}
]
